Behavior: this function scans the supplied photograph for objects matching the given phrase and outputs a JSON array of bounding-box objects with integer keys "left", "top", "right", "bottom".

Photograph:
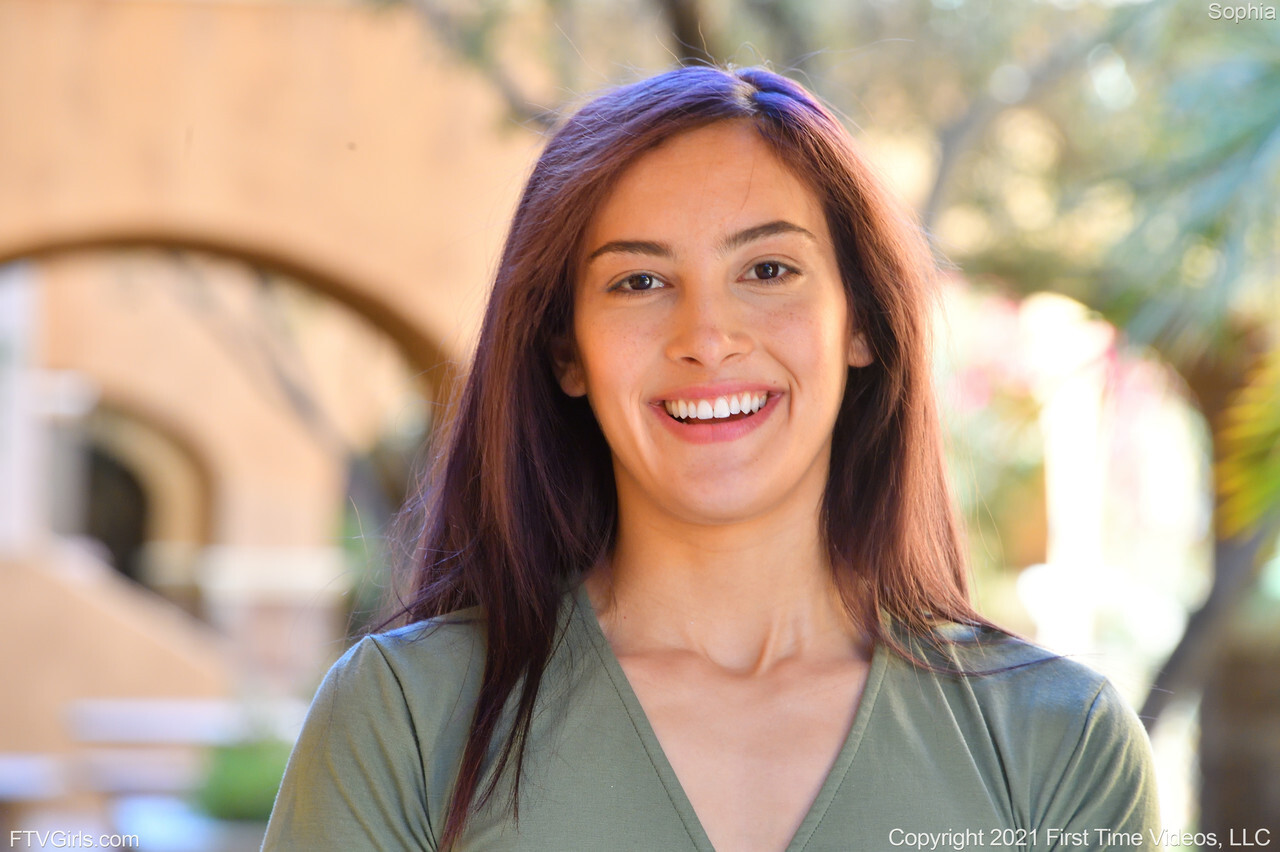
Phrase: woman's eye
[
  {"left": 744, "top": 261, "right": 793, "bottom": 281},
  {"left": 611, "top": 273, "right": 665, "bottom": 292}
]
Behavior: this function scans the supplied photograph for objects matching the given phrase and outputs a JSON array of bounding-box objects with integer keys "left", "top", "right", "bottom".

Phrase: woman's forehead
[{"left": 580, "top": 122, "right": 830, "bottom": 258}]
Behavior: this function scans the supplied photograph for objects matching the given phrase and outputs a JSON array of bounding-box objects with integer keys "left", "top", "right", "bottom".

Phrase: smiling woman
[
  {"left": 261, "top": 67, "right": 1159, "bottom": 852},
  {"left": 558, "top": 122, "right": 866, "bottom": 529}
]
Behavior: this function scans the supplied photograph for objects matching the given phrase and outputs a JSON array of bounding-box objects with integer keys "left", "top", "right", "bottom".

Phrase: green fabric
[{"left": 261, "top": 583, "right": 1160, "bottom": 851}]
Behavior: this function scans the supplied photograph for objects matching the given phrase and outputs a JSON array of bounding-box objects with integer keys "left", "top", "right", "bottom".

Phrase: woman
[{"left": 262, "top": 66, "right": 1158, "bottom": 851}]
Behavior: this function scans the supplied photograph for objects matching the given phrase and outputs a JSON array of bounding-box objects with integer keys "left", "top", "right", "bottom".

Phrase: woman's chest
[
  {"left": 448, "top": 626, "right": 1035, "bottom": 852},
  {"left": 621, "top": 656, "right": 871, "bottom": 852}
]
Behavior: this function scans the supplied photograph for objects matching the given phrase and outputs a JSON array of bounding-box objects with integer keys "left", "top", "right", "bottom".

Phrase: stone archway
[
  {"left": 1, "top": 0, "right": 545, "bottom": 690},
  {"left": 0, "top": 0, "right": 544, "bottom": 824},
  {"left": 32, "top": 244, "right": 430, "bottom": 694},
  {"left": 0, "top": 0, "right": 541, "bottom": 387},
  {"left": 84, "top": 403, "right": 215, "bottom": 613}
]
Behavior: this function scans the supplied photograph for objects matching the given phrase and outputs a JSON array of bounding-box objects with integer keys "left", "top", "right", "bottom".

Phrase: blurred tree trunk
[
  {"left": 1140, "top": 528, "right": 1271, "bottom": 726},
  {"left": 656, "top": 0, "right": 716, "bottom": 65},
  {"left": 1200, "top": 631, "right": 1280, "bottom": 834},
  {"left": 1140, "top": 342, "right": 1275, "bottom": 729}
]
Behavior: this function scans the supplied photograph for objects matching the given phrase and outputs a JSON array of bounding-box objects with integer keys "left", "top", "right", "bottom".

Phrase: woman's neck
[{"left": 585, "top": 498, "right": 866, "bottom": 675}]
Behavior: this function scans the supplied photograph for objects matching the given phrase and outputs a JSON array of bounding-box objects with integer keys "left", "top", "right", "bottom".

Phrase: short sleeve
[
  {"left": 261, "top": 636, "right": 435, "bottom": 852},
  {"left": 1035, "top": 681, "right": 1160, "bottom": 850}
]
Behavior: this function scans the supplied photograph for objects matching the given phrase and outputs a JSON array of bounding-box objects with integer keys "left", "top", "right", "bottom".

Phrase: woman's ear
[
  {"left": 551, "top": 338, "right": 587, "bottom": 397},
  {"left": 847, "top": 330, "right": 874, "bottom": 368}
]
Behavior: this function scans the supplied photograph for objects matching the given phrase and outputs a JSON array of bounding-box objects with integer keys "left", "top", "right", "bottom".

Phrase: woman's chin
[
  {"left": 616, "top": 454, "right": 830, "bottom": 530},
  {"left": 652, "top": 486, "right": 799, "bottom": 529}
]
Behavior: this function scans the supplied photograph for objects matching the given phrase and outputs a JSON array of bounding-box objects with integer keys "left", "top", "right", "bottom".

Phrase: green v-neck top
[{"left": 261, "top": 583, "right": 1159, "bottom": 851}]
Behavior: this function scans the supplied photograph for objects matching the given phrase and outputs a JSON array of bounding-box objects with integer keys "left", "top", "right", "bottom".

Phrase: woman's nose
[{"left": 663, "top": 286, "right": 752, "bottom": 368}]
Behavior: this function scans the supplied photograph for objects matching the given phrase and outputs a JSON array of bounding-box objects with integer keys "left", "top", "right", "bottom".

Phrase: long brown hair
[{"left": 386, "top": 65, "right": 987, "bottom": 850}]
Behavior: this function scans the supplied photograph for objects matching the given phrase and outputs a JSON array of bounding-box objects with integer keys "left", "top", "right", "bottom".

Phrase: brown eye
[
  {"left": 613, "top": 273, "right": 664, "bottom": 292},
  {"left": 744, "top": 261, "right": 794, "bottom": 281}
]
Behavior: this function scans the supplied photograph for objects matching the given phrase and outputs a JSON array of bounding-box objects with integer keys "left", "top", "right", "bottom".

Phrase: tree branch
[
  {"left": 1139, "top": 521, "right": 1276, "bottom": 730},
  {"left": 922, "top": 31, "right": 1099, "bottom": 230},
  {"left": 922, "top": 2, "right": 1158, "bottom": 230},
  {"left": 655, "top": 0, "right": 718, "bottom": 65},
  {"left": 404, "top": 0, "right": 557, "bottom": 129}
]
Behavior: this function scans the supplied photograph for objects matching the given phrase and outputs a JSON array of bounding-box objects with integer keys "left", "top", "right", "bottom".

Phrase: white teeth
[{"left": 663, "top": 392, "right": 769, "bottom": 421}]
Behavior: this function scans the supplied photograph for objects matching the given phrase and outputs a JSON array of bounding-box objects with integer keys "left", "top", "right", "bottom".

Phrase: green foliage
[
  {"left": 1093, "top": 10, "right": 1280, "bottom": 366},
  {"left": 194, "top": 739, "right": 294, "bottom": 823},
  {"left": 1218, "top": 348, "right": 1280, "bottom": 539},
  {"left": 341, "top": 487, "right": 390, "bottom": 638}
]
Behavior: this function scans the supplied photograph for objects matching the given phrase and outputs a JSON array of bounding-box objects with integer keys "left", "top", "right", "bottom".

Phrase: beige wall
[
  {"left": 0, "top": 0, "right": 545, "bottom": 803},
  {"left": 0, "top": 550, "right": 233, "bottom": 754},
  {"left": 40, "top": 251, "right": 342, "bottom": 548},
  {"left": 0, "top": 0, "right": 545, "bottom": 685},
  {"left": 33, "top": 245, "right": 436, "bottom": 695},
  {"left": 0, "top": 0, "right": 540, "bottom": 375}
]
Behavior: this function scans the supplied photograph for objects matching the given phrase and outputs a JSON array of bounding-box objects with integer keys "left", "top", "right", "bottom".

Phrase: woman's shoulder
[
  {"left": 932, "top": 624, "right": 1109, "bottom": 692},
  {"left": 328, "top": 585, "right": 593, "bottom": 711},
  {"left": 261, "top": 610, "right": 490, "bottom": 851},
  {"left": 358, "top": 607, "right": 487, "bottom": 670},
  {"left": 885, "top": 622, "right": 1154, "bottom": 789},
  {"left": 894, "top": 621, "right": 1108, "bottom": 692},
  {"left": 881, "top": 621, "right": 1150, "bottom": 756},
  {"left": 866, "top": 625, "right": 1160, "bottom": 836},
  {"left": 326, "top": 608, "right": 489, "bottom": 715}
]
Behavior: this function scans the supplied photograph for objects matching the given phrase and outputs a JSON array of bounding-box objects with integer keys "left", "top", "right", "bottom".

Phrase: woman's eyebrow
[
  {"left": 717, "top": 220, "right": 816, "bottom": 253},
  {"left": 587, "top": 221, "right": 815, "bottom": 264},
  {"left": 586, "top": 239, "right": 673, "bottom": 262}
]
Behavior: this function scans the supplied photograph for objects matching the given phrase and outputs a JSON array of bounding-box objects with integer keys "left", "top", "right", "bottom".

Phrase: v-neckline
[{"left": 571, "top": 581, "right": 888, "bottom": 852}]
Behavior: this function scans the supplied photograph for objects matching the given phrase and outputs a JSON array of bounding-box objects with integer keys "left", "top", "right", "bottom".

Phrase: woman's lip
[
  {"left": 650, "top": 382, "right": 778, "bottom": 403},
  {"left": 649, "top": 391, "right": 780, "bottom": 444}
]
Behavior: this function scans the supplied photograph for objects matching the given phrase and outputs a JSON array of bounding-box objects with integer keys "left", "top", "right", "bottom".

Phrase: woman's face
[{"left": 558, "top": 120, "right": 871, "bottom": 528}]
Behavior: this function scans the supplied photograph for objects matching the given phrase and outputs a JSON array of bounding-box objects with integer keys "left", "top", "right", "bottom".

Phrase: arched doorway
[{"left": 20, "top": 244, "right": 439, "bottom": 693}]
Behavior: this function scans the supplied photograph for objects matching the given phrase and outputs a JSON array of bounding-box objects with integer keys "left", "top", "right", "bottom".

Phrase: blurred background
[{"left": 0, "top": 0, "right": 1276, "bottom": 848}]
